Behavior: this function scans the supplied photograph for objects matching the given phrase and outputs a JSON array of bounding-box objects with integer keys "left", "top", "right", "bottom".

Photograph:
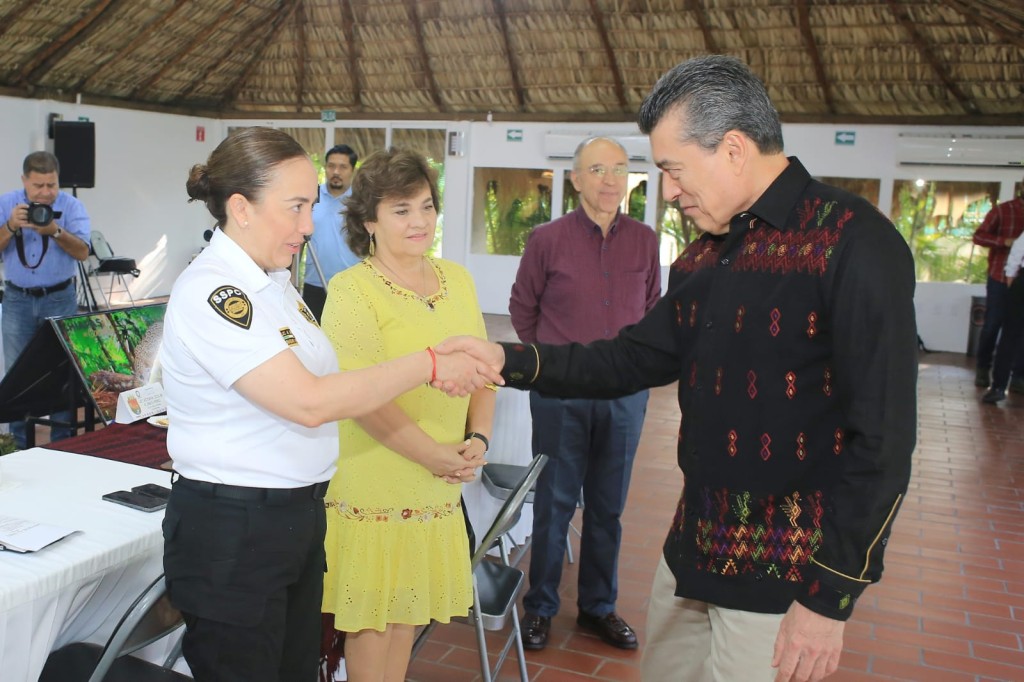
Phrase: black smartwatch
[{"left": 465, "top": 431, "right": 489, "bottom": 453}]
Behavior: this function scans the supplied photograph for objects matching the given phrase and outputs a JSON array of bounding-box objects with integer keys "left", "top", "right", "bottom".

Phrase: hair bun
[{"left": 186, "top": 164, "right": 212, "bottom": 202}]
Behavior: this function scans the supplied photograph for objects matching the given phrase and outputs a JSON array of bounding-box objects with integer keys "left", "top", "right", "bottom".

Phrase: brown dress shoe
[
  {"left": 520, "top": 613, "right": 551, "bottom": 650},
  {"left": 576, "top": 611, "right": 638, "bottom": 649}
]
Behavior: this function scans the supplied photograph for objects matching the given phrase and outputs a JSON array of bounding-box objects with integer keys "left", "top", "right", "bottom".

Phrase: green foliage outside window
[{"left": 890, "top": 180, "right": 996, "bottom": 283}]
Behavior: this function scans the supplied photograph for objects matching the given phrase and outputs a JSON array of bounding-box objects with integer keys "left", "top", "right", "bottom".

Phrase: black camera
[{"left": 26, "top": 202, "right": 62, "bottom": 227}]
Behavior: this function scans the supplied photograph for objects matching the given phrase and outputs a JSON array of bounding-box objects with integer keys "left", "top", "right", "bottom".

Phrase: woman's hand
[
  {"left": 419, "top": 441, "right": 485, "bottom": 480},
  {"left": 436, "top": 436, "right": 487, "bottom": 485},
  {"left": 432, "top": 349, "right": 502, "bottom": 397},
  {"left": 435, "top": 336, "right": 505, "bottom": 374}
]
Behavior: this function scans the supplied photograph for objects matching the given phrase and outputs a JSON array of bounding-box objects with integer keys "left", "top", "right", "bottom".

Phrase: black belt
[
  {"left": 172, "top": 475, "right": 330, "bottom": 504},
  {"left": 5, "top": 277, "right": 74, "bottom": 297}
]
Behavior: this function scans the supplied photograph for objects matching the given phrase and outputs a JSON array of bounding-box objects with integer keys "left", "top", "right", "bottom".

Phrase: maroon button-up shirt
[
  {"left": 509, "top": 206, "right": 661, "bottom": 345},
  {"left": 973, "top": 197, "right": 1024, "bottom": 284}
]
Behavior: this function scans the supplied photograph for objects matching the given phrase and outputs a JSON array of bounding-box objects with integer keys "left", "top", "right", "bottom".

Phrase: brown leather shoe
[
  {"left": 520, "top": 613, "right": 551, "bottom": 650},
  {"left": 577, "top": 611, "right": 638, "bottom": 649}
]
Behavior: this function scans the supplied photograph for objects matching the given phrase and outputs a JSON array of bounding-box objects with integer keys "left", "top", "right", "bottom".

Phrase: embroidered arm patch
[{"left": 208, "top": 285, "right": 253, "bottom": 329}]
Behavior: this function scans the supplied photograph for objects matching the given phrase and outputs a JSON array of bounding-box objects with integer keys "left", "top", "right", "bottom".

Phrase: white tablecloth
[
  {"left": 462, "top": 388, "right": 534, "bottom": 547},
  {"left": 0, "top": 448, "right": 176, "bottom": 682}
]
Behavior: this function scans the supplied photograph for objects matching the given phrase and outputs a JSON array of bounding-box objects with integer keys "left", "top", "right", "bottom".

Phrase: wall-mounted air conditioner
[
  {"left": 543, "top": 132, "right": 650, "bottom": 162},
  {"left": 896, "top": 133, "right": 1024, "bottom": 168}
]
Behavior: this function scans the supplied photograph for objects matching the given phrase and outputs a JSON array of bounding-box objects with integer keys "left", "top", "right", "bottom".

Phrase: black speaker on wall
[{"left": 53, "top": 121, "right": 96, "bottom": 188}]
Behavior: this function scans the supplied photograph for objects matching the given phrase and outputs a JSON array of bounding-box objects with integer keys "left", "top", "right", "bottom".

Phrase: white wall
[
  {"left": 448, "top": 120, "right": 1024, "bottom": 352},
  {"left": 0, "top": 96, "right": 220, "bottom": 299},
  {"left": 2, "top": 95, "right": 1020, "bottom": 352}
]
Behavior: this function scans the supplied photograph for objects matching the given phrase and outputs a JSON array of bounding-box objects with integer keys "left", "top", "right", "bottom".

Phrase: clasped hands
[{"left": 428, "top": 336, "right": 507, "bottom": 397}]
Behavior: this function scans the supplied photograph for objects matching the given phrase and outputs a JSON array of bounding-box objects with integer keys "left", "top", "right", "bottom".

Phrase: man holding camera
[{"left": 0, "top": 151, "right": 90, "bottom": 449}]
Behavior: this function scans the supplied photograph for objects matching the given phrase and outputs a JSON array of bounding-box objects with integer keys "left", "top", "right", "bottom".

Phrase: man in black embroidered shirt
[{"left": 439, "top": 55, "right": 917, "bottom": 682}]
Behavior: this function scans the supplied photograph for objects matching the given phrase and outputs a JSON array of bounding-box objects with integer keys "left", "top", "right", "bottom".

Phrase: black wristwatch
[{"left": 465, "top": 431, "right": 489, "bottom": 452}]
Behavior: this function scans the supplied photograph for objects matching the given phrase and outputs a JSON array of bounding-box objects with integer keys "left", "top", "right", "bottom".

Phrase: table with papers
[{"left": 0, "top": 447, "right": 175, "bottom": 681}]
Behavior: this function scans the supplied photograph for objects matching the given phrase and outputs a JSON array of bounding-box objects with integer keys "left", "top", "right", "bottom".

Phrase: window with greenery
[
  {"left": 890, "top": 179, "right": 999, "bottom": 283},
  {"left": 655, "top": 175, "right": 700, "bottom": 266},
  {"left": 471, "top": 168, "right": 553, "bottom": 255},
  {"left": 816, "top": 177, "right": 881, "bottom": 207}
]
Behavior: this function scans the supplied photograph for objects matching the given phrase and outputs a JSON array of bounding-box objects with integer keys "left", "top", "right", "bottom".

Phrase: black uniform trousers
[{"left": 162, "top": 477, "right": 328, "bottom": 682}]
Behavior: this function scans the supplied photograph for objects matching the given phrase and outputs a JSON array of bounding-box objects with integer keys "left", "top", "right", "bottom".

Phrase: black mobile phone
[
  {"left": 131, "top": 483, "right": 172, "bottom": 501},
  {"left": 102, "top": 490, "right": 167, "bottom": 512}
]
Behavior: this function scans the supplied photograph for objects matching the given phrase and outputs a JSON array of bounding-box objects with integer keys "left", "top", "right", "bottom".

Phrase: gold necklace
[{"left": 372, "top": 255, "right": 437, "bottom": 311}]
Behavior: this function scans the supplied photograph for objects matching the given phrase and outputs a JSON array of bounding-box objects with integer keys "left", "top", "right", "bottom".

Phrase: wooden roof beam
[
  {"left": 295, "top": 0, "right": 306, "bottom": 112},
  {"left": 587, "top": 0, "right": 627, "bottom": 112},
  {"left": 130, "top": 0, "right": 245, "bottom": 101},
  {"left": 795, "top": 0, "right": 835, "bottom": 115},
  {"left": 491, "top": 0, "right": 526, "bottom": 111},
  {"left": 16, "top": 0, "right": 123, "bottom": 87},
  {"left": 404, "top": 0, "right": 444, "bottom": 112},
  {"left": 340, "top": 0, "right": 363, "bottom": 110},
  {"left": 78, "top": 0, "right": 192, "bottom": 93},
  {"left": 686, "top": 0, "right": 719, "bottom": 54},
  {"left": 220, "top": 0, "right": 302, "bottom": 108},
  {"left": 885, "top": 0, "right": 980, "bottom": 116}
]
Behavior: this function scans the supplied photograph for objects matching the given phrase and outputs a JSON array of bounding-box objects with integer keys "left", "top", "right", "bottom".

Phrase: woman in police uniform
[{"left": 160, "top": 127, "right": 495, "bottom": 682}]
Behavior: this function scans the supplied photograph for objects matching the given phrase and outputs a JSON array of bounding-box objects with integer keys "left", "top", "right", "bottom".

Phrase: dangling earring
[{"left": 368, "top": 233, "right": 376, "bottom": 256}]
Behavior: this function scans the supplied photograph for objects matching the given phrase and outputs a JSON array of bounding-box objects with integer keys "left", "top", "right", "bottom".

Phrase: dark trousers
[
  {"left": 524, "top": 390, "right": 648, "bottom": 618},
  {"left": 301, "top": 283, "right": 327, "bottom": 323},
  {"left": 162, "top": 481, "right": 327, "bottom": 682},
  {"left": 977, "top": 276, "right": 1024, "bottom": 374},
  {"left": 992, "top": 276, "right": 1024, "bottom": 391}
]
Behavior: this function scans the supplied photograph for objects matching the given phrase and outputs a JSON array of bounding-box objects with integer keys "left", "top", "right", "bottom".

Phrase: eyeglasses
[{"left": 585, "top": 165, "right": 629, "bottom": 178}]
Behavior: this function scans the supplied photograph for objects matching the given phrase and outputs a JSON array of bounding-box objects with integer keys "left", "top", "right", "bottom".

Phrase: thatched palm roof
[{"left": 0, "top": 0, "right": 1020, "bottom": 124}]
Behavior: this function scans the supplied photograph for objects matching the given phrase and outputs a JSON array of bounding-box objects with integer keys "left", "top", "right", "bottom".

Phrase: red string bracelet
[{"left": 425, "top": 346, "right": 437, "bottom": 384}]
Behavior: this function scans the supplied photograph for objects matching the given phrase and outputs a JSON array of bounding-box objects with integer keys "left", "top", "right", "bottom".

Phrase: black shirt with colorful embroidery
[{"left": 500, "top": 157, "right": 918, "bottom": 621}]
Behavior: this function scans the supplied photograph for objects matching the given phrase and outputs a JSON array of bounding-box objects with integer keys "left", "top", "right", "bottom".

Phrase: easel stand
[
  {"left": 293, "top": 236, "right": 327, "bottom": 292},
  {"left": 0, "top": 320, "right": 95, "bottom": 447}
]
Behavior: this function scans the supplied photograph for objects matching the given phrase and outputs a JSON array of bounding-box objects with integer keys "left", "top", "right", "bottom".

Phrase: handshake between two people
[{"left": 427, "top": 336, "right": 507, "bottom": 397}]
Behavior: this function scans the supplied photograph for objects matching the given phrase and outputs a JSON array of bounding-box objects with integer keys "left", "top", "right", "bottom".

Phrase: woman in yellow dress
[{"left": 320, "top": 148, "right": 494, "bottom": 681}]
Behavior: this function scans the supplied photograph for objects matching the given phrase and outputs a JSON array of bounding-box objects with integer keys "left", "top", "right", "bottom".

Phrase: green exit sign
[
  {"left": 835, "top": 131, "right": 856, "bottom": 145},
  {"left": 321, "top": 110, "right": 336, "bottom": 122},
  {"left": 507, "top": 129, "right": 523, "bottom": 142}
]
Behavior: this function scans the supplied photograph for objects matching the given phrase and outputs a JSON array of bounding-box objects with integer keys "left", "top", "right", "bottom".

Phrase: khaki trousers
[{"left": 641, "top": 556, "right": 784, "bottom": 682}]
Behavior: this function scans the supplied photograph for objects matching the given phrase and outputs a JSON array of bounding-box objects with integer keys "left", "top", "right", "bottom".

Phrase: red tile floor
[{"left": 406, "top": 350, "right": 1024, "bottom": 682}]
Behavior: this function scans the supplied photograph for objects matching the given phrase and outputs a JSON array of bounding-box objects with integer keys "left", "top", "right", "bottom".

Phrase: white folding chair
[{"left": 412, "top": 453, "right": 549, "bottom": 682}]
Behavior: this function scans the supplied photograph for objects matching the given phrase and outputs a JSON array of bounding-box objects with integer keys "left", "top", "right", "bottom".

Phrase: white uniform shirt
[
  {"left": 1005, "top": 236, "right": 1024, "bottom": 279},
  {"left": 160, "top": 229, "right": 339, "bottom": 488}
]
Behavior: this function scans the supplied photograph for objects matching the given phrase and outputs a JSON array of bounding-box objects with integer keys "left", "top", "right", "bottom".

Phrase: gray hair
[
  {"left": 23, "top": 151, "right": 60, "bottom": 176},
  {"left": 572, "top": 136, "right": 629, "bottom": 171},
  {"left": 637, "top": 55, "right": 784, "bottom": 154}
]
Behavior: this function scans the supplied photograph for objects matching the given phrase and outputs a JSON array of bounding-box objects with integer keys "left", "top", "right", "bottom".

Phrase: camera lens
[{"left": 27, "top": 203, "right": 54, "bottom": 226}]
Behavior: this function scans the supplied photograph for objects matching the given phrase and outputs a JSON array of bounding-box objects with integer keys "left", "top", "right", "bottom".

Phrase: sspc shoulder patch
[{"left": 208, "top": 286, "right": 253, "bottom": 329}]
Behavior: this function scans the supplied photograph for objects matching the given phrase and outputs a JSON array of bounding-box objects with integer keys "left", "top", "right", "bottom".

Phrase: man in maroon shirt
[
  {"left": 972, "top": 187, "right": 1024, "bottom": 391},
  {"left": 508, "top": 137, "right": 661, "bottom": 651}
]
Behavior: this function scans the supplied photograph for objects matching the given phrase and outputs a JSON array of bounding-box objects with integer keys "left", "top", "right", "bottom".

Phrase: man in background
[
  {"left": 509, "top": 136, "right": 661, "bottom": 651},
  {"left": 303, "top": 144, "right": 360, "bottom": 320},
  {"left": 0, "top": 151, "right": 90, "bottom": 448},
  {"left": 972, "top": 183, "right": 1024, "bottom": 392}
]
